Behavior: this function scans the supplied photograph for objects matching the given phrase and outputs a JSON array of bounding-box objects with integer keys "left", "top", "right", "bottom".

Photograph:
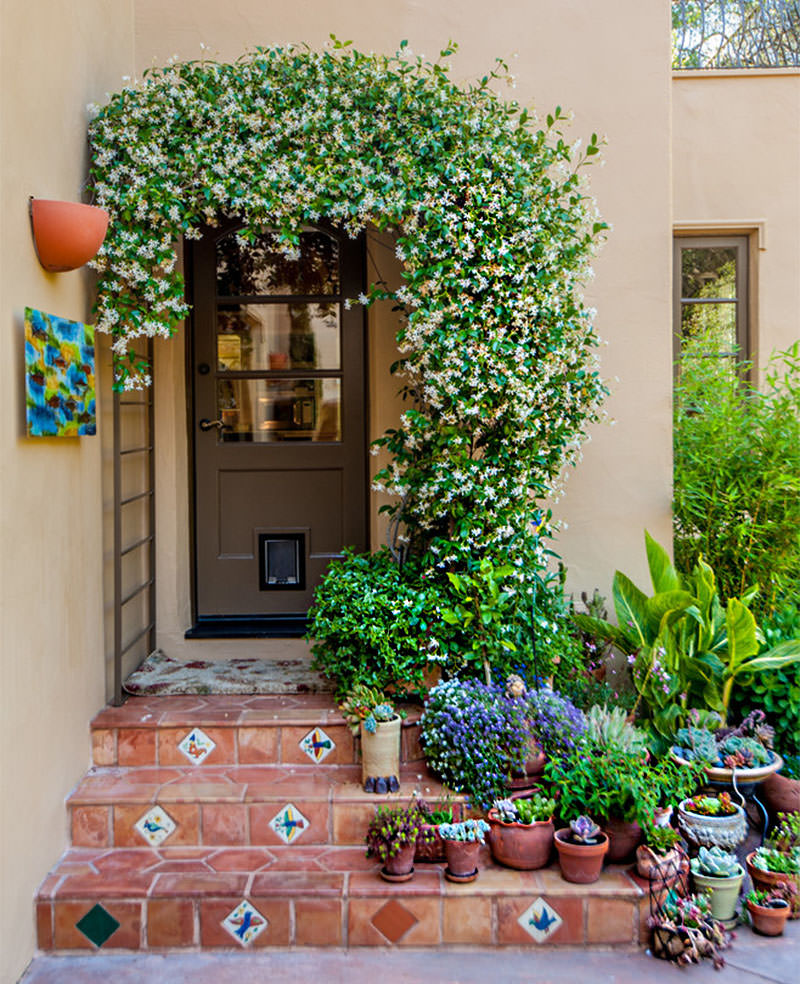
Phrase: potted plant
[
  {"left": 677, "top": 792, "right": 747, "bottom": 851},
  {"left": 745, "top": 820, "right": 800, "bottom": 918},
  {"left": 554, "top": 815, "right": 609, "bottom": 884},
  {"left": 648, "top": 892, "right": 729, "bottom": 968},
  {"left": 636, "top": 822, "right": 684, "bottom": 882},
  {"left": 689, "top": 846, "right": 744, "bottom": 927},
  {"left": 438, "top": 818, "right": 490, "bottom": 883},
  {"left": 414, "top": 796, "right": 456, "bottom": 864},
  {"left": 507, "top": 679, "right": 586, "bottom": 789},
  {"left": 341, "top": 684, "right": 404, "bottom": 793},
  {"left": 745, "top": 884, "right": 795, "bottom": 936},
  {"left": 487, "top": 791, "right": 557, "bottom": 870},
  {"left": 673, "top": 712, "right": 782, "bottom": 786},
  {"left": 365, "top": 801, "right": 429, "bottom": 882}
]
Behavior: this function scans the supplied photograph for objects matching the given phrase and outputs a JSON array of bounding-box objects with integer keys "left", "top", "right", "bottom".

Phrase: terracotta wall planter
[
  {"left": 487, "top": 810, "right": 554, "bottom": 870},
  {"left": 553, "top": 828, "right": 608, "bottom": 884},
  {"left": 747, "top": 898, "right": 791, "bottom": 936},
  {"left": 30, "top": 199, "right": 109, "bottom": 272},
  {"left": 746, "top": 853, "right": 800, "bottom": 919}
]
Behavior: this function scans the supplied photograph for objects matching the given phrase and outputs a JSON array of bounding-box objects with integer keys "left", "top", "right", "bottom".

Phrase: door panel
[{"left": 189, "top": 220, "right": 366, "bottom": 628}]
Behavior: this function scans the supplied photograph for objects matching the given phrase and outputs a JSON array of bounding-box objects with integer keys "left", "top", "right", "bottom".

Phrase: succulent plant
[
  {"left": 569, "top": 815, "right": 601, "bottom": 844},
  {"left": 719, "top": 735, "right": 770, "bottom": 767},
  {"left": 691, "top": 846, "right": 741, "bottom": 878},
  {"left": 438, "top": 818, "right": 490, "bottom": 843},
  {"left": 675, "top": 725, "right": 719, "bottom": 764},
  {"left": 586, "top": 704, "right": 649, "bottom": 756},
  {"left": 340, "top": 685, "right": 400, "bottom": 736}
]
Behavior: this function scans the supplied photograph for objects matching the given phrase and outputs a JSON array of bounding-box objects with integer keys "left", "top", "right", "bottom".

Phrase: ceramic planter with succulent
[
  {"left": 341, "top": 684, "right": 404, "bottom": 793},
  {"left": 636, "top": 822, "right": 684, "bottom": 883},
  {"left": 487, "top": 792, "right": 556, "bottom": 871},
  {"left": 745, "top": 886, "right": 794, "bottom": 936},
  {"left": 673, "top": 712, "right": 782, "bottom": 785},
  {"left": 438, "top": 818, "right": 490, "bottom": 883},
  {"left": 554, "top": 816, "right": 609, "bottom": 884},
  {"left": 690, "top": 847, "right": 744, "bottom": 927},
  {"left": 365, "top": 801, "right": 429, "bottom": 882},
  {"left": 677, "top": 793, "right": 747, "bottom": 851}
]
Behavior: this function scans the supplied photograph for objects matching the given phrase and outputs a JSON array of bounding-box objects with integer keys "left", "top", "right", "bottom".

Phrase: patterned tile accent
[
  {"left": 371, "top": 900, "right": 419, "bottom": 944},
  {"left": 178, "top": 728, "right": 216, "bottom": 764},
  {"left": 134, "top": 806, "right": 177, "bottom": 847},
  {"left": 75, "top": 904, "right": 120, "bottom": 948},
  {"left": 299, "top": 726, "right": 335, "bottom": 763},
  {"left": 269, "top": 803, "right": 309, "bottom": 844},
  {"left": 221, "top": 899, "right": 268, "bottom": 946},
  {"left": 518, "top": 896, "right": 563, "bottom": 943}
]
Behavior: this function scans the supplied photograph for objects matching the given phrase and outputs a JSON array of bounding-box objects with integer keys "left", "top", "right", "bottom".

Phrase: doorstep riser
[
  {"left": 92, "top": 724, "right": 425, "bottom": 768},
  {"left": 37, "top": 892, "right": 647, "bottom": 951}
]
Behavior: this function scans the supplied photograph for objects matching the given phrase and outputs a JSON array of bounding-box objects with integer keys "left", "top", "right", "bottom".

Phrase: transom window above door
[{"left": 213, "top": 227, "right": 343, "bottom": 443}]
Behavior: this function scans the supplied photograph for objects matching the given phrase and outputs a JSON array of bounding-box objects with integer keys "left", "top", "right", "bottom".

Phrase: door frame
[{"left": 182, "top": 218, "right": 369, "bottom": 638}]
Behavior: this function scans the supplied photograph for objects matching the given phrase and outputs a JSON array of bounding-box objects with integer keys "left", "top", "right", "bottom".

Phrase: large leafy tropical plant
[{"left": 576, "top": 532, "right": 800, "bottom": 737}]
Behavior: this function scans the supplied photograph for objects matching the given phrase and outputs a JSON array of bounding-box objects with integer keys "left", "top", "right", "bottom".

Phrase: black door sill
[{"left": 185, "top": 615, "right": 308, "bottom": 639}]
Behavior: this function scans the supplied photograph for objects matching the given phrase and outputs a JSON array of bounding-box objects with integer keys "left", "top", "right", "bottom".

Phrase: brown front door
[{"left": 187, "top": 220, "right": 367, "bottom": 635}]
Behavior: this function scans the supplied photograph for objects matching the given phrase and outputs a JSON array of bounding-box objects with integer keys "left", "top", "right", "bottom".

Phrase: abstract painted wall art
[{"left": 25, "top": 307, "right": 96, "bottom": 436}]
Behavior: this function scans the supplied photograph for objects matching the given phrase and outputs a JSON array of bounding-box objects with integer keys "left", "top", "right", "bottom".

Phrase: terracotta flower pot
[
  {"left": 381, "top": 840, "right": 415, "bottom": 881},
  {"left": 414, "top": 823, "right": 446, "bottom": 863},
  {"left": 444, "top": 839, "right": 481, "bottom": 878},
  {"left": 746, "top": 852, "right": 800, "bottom": 919},
  {"left": 30, "top": 199, "right": 109, "bottom": 272},
  {"left": 635, "top": 844, "right": 684, "bottom": 882},
  {"left": 691, "top": 866, "right": 744, "bottom": 925},
  {"left": 554, "top": 828, "right": 609, "bottom": 884},
  {"left": 508, "top": 738, "right": 547, "bottom": 790},
  {"left": 747, "top": 898, "right": 791, "bottom": 936},
  {"left": 360, "top": 715, "right": 401, "bottom": 786},
  {"left": 487, "top": 809, "right": 554, "bottom": 870},
  {"left": 603, "top": 817, "right": 643, "bottom": 863},
  {"left": 761, "top": 772, "right": 800, "bottom": 817}
]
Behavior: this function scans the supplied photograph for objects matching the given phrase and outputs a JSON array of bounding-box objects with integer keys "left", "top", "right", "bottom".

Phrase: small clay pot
[
  {"left": 444, "top": 839, "right": 481, "bottom": 878},
  {"left": 487, "top": 809, "right": 554, "bottom": 870},
  {"left": 747, "top": 898, "right": 791, "bottom": 936},
  {"left": 635, "top": 843, "right": 683, "bottom": 882},
  {"left": 603, "top": 817, "right": 643, "bottom": 863},
  {"left": 746, "top": 853, "right": 800, "bottom": 919},
  {"left": 508, "top": 739, "right": 547, "bottom": 790},
  {"left": 380, "top": 841, "right": 416, "bottom": 882},
  {"left": 554, "top": 828, "right": 608, "bottom": 884}
]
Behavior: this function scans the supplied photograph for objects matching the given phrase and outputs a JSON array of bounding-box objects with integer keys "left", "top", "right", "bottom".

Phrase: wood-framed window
[{"left": 673, "top": 235, "right": 750, "bottom": 374}]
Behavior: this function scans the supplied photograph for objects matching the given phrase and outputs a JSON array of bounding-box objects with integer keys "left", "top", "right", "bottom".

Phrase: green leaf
[
  {"left": 645, "top": 531, "right": 681, "bottom": 593},
  {"left": 612, "top": 572, "right": 651, "bottom": 649},
  {"left": 741, "top": 640, "right": 800, "bottom": 675},
  {"left": 724, "top": 598, "right": 759, "bottom": 671}
]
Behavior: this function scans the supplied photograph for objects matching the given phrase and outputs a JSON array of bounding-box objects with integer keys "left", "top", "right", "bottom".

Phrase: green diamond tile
[{"left": 75, "top": 903, "right": 120, "bottom": 948}]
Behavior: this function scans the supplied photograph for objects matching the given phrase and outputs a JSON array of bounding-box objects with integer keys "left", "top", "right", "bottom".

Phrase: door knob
[{"left": 199, "top": 418, "right": 225, "bottom": 431}]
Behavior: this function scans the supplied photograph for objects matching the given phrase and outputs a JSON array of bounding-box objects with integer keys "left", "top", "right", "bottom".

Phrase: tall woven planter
[{"left": 360, "top": 715, "right": 401, "bottom": 784}]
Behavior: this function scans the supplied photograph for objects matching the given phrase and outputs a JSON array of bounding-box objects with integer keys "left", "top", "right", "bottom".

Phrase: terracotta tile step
[
  {"left": 68, "top": 765, "right": 459, "bottom": 849},
  {"left": 90, "top": 695, "right": 425, "bottom": 768},
  {"left": 36, "top": 846, "right": 646, "bottom": 951}
]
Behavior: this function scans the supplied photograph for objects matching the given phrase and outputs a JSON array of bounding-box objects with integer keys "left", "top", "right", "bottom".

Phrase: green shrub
[{"left": 673, "top": 334, "right": 800, "bottom": 618}]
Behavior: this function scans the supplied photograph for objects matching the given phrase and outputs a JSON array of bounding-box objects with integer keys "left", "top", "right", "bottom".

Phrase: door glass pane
[
  {"left": 681, "top": 247, "right": 737, "bottom": 299},
  {"left": 217, "top": 303, "right": 340, "bottom": 371},
  {"left": 216, "top": 377, "right": 341, "bottom": 442},
  {"left": 680, "top": 302, "right": 737, "bottom": 351},
  {"left": 216, "top": 228, "right": 340, "bottom": 296}
]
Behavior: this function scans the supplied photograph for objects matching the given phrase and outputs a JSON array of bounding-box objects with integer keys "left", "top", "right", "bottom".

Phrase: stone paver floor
[{"left": 19, "top": 919, "right": 800, "bottom": 984}]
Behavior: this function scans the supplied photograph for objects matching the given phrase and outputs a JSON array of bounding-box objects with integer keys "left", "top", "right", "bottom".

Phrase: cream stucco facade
[{"left": 2, "top": 2, "right": 798, "bottom": 980}]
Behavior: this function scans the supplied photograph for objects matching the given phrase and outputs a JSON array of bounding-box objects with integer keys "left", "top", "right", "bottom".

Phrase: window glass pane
[
  {"left": 217, "top": 303, "right": 340, "bottom": 371},
  {"left": 680, "top": 302, "right": 737, "bottom": 352},
  {"left": 681, "top": 247, "right": 737, "bottom": 299},
  {"left": 216, "top": 378, "right": 341, "bottom": 442},
  {"left": 216, "top": 228, "right": 339, "bottom": 296}
]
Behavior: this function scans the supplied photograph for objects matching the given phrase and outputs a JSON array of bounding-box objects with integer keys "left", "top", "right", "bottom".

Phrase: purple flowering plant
[
  {"left": 420, "top": 679, "right": 529, "bottom": 810},
  {"left": 526, "top": 687, "right": 586, "bottom": 756}
]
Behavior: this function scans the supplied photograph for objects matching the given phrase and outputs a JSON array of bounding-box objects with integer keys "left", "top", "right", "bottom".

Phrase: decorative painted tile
[
  {"left": 299, "top": 726, "right": 335, "bottom": 763},
  {"left": 269, "top": 803, "right": 309, "bottom": 844},
  {"left": 75, "top": 903, "right": 120, "bottom": 948},
  {"left": 518, "top": 896, "right": 563, "bottom": 943},
  {"left": 134, "top": 806, "right": 176, "bottom": 847},
  {"left": 222, "top": 899, "right": 268, "bottom": 946},
  {"left": 178, "top": 728, "right": 216, "bottom": 764}
]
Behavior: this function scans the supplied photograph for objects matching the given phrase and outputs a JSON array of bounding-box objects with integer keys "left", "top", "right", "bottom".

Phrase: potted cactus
[
  {"left": 341, "top": 685, "right": 404, "bottom": 792},
  {"left": 438, "top": 818, "right": 490, "bottom": 883},
  {"left": 690, "top": 846, "right": 744, "bottom": 926},
  {"left": 487, "top": 791, "right": 556, "bottom": 871},
  {"left": 554, "top": 815, "right": 609, "bottom": 884}
]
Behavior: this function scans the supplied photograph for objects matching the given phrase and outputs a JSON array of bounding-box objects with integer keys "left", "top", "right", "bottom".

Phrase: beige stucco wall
[
  {"left": 673, "top": 70, "right": 800, "bottom": 367},
  {"left": 136, "top": 0, "right": 674, "bottom": 650},
  {"left": 0, "top": 3, "right": 134, "bottom": 981}
]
